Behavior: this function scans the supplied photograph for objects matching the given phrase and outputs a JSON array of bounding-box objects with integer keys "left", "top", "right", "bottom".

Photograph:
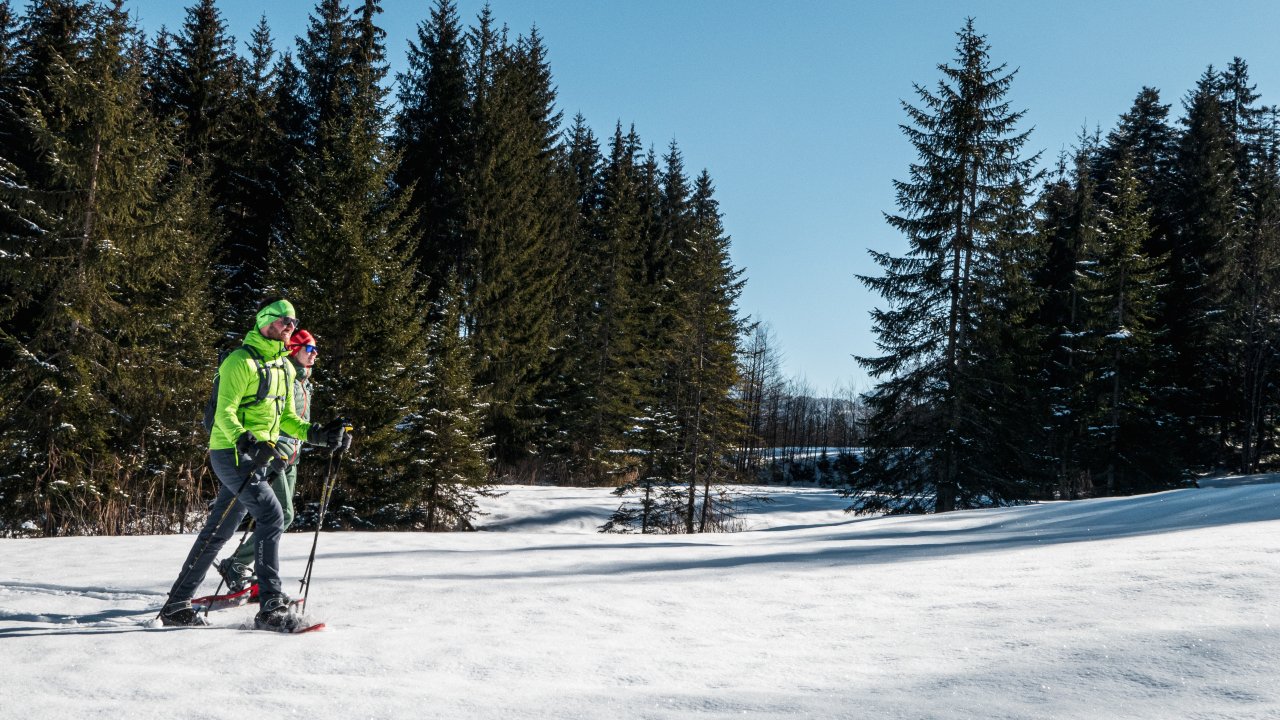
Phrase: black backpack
[{"left": 201, "top": 344, "right": 287, "bottom": 434}]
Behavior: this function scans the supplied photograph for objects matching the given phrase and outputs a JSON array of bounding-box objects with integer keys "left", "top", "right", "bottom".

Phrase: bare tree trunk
[{"left": 686, "top": 349, "right": 704, "bottom": 534}]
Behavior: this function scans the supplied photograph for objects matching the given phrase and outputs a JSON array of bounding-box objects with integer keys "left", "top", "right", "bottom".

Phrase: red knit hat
[{"left": 288, "top": 328, "right": 315, "bottom": 357}]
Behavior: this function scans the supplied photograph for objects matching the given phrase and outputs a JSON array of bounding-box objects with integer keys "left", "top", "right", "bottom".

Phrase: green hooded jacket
[{"left": 209, "top": 300, "right": 313, "bottom": 451}]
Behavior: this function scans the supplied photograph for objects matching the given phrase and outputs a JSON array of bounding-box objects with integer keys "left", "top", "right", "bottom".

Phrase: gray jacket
[{"left": 277, "top": 361, "right": 313, "bottom": 467}]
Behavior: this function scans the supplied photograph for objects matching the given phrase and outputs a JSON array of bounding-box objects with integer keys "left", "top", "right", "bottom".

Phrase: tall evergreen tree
[
  {"left": 637, "top": 140, "right": 691, "bottom": 387},
  {"left": 281, "top": 0, "right": 430, "bottom": 521},
  {"left": 142, "top": 27, "right": 177, "bottom": 122},
  {"left": 464, "top": 22, "right": 574, "bottom": 467},
  {"left": 0, "top": 0, "right": 14, "bottom": 71},
  {"left": 537, "top": 112, "right": 601, "bottom": 474},
  {"left": 268, "top": 49, "right": 307, "bottom": 242},
  {"left": 851, "top": 19, "right": 1038, "bottom": 514},
  {"left": 965, "top": 172, "right": 1049, "bottom": 498},
  {"left": 0, "top": 0, "right": 24, "bottom": 248},
  {"left": 166, "top": 0, "right": 239, "bottom": 159},
  {"left": 1098, "top": 88, "right": 1175, "bottom": 259},
  {"left": 626, "top": 139, "right": 692, "bottom": 513},
  {"left": 1230, "top": 108, "right": 1280, "bottom": 472},
  {"left": 399, "top": 272, "right": 492, "bottom": 529},
  {"left": 0, "top": 1, "right": 212, "bottom": 534},
  {"left": 677, "top": 171, "right": 747, "bottom": 532},
  {"left": 1213, "top": 59, "right": 1280, "bottom": 473},
  {"left": 1035, "top": 142, "right": 1101, "bottom": 498},
  {"left": 161, "top": 0, "right": 251, "bottom": 327},
  {"left": 1221, "top": 59, "right": 1264, "bottom": 187},
  {"left": 9, "top": 0, "right": 94, "bottom": 183},
  {"left": 217, "top": 16, "right": 287, "bottom": 323},
  {"left": 606, "top": 170, "right": 746, "bottom": 533},
  {"left": 1079, "top": 154, "right": 1171, "bottom": 494},
  {"left": 566, "top": 124, "right": 644, "bottom": 480},
  {"left": 393, "top": 0, "right": 471, "bottom": 304},
  {"left": 1169, "top": 68, "right": 1238, "bottom": 467},
  {"left": 0, "top": 0, "right": 21, "bottom": 146}
]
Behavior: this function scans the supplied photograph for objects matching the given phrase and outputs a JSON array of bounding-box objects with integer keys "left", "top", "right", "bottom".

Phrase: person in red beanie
[{"left": 216, "top": 328, "right": 329, "bottom": 593}]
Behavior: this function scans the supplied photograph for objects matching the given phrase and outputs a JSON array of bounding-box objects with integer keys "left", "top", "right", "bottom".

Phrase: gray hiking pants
[
  {"left": 230, "top": 462, "right": 298, "bottom": 569},
  {"left": 167, "top": 449, "right": 286, "bottom": 604}
]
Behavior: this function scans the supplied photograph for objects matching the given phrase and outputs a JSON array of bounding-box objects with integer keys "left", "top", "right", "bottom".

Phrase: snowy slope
[{"left": 3, "top": 479, "right": 1280, "bottom": 719}]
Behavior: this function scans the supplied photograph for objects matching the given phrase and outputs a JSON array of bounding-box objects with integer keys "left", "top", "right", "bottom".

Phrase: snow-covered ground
[{"left": 4, "top": 479, "right": 1280, "bottom": 719}]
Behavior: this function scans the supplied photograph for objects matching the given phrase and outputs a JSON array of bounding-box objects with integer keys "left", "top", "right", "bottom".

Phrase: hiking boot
[
  {"left": 216, "top": 557, "right": 254, "bottom": 593},
  {"left": 160, "top": 600, "right": 209, "bottom": 627},
  {"left": 254, "top": 594, "right": 306, "bottom": 633}
]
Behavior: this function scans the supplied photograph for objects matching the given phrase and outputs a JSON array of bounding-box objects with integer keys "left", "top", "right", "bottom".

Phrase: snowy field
[{"left": 3, "top": 479, "right": 1280, "bottom": 719}]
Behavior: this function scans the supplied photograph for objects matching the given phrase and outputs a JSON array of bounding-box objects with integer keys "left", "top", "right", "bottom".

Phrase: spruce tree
[
  {"left": 142, "top": 27, "right": 177, "bottom": 122},
  {"left": 393, "top": 0, "right": 471, "bottom": 305},
  {"left": 217, "top": 16, "right": 286, "bottom": 323},
  {"left": 1169, "top": 68, "right": 1237, "bottom": 468},
  {"left": 1221, "top": 59, "right": 1264, "bottom": 188},
  {"left": 1034, "top": 142, "right": 1101, "bottom": 498},
  {"left": 282, "top": 0, "right": 430, "bottom": 522},
  {"left": 167, "top": 0, "right": 239, "bottom": 159},
  {"left": 568, "top": 123, "right": 645, "bottom": 481},
  {"left": 679, "top": 171, "right": 747, "bottom": 532},
  {"left": 0, "top": 0, "right": 21, "bottom": 145},
  {"left": 269, "top": 50, "right": 307, "bottom": 238},
  {"left": 1214, "top": 60, "right": 1280, "bottom": 473},
  {"left": 966, "top": 172, "right": 1049, "bottom": 499},
  {"left": 851, "top": 19, "right": 1039, "bottom": 514},
  {"left": 1098, "top": 88, "right": 1175, "bottom": 259},
  {"left": 627, "top": 139, "right": 681, "bottom": 492},
  {"left": 464, "top": 22, "right": 574, "bottom": 468},
  {"left": 8, "top": 0, "right": 95, "bottom": 185},
  {"left": 399, "top": 272, "right": 493, "bottom": 530},
  {"left": 1230, "top": 108, "right": 1280, "bottom": 472},
  {"left": 0, "top": 0, "right": 13, "bottom": 69},
  {"left": 1079, "top": 154, "right": 1170, "bottom": 494},
  {"left": 0, "top": 1, "right": 212, "bottom": 534},
  {"left": 538, "top": 112, "right": 601, "bottom": 475},
  {"left": 0, "top": 0, "right": 24, "bottom": 250},
  {"left": 636, "top": 140, "right": 691, "bottom": 393}
]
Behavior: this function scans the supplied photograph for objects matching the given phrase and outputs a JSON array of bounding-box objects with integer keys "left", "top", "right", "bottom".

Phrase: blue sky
[{"left": 121, "top": 0, "right": 1280, "bottom": 394}]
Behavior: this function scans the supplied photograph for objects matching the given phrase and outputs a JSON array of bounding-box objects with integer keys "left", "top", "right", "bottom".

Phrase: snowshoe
[
  {"left": 216, "top": 557, "right": 255, "bottom": 593},
  {"left": 254, "top": 594, "right": 313, "bottom": 633},
  {"left": 192, "top": 583, "right": 259, "bottom": 611},
  {"left": 160, "top": 600, "right": 210, "bottom": 627}
]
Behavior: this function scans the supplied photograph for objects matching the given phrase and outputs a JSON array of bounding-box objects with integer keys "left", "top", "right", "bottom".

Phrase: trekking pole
[
  {"left": 298, "top": 440, "right": 348, "bottom": 613},
  {"left": 200, "top": 519, "right": 255, "bottom": 619}
]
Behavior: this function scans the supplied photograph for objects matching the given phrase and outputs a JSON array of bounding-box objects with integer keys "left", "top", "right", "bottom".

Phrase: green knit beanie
[{"left": 255, "top": 299, "right": 297, "bottom": 330}]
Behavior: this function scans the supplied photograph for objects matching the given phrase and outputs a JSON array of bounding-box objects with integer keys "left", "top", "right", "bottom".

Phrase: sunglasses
[
  {"left": 271, "top": 315, "right": 299, "bottom": 328},
  {"left": 301, "top": 344, "right": 317, "bottom": 353}
]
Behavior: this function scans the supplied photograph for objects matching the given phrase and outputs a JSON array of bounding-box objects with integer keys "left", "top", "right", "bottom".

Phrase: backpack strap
[
  {"left": 239, "top": 345, "right": 266, "bottom": 403},
  {"left": 237, "top": 344, "right": 288, "bottom": 407}
]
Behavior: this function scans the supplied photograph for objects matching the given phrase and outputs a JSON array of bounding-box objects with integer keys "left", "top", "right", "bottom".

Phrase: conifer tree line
[
  {"left": 850, "top": 20, "right": 1280, "bottom": 514},
  {"left": 0, "top": 0, "right": 748, "bottom": 536}
]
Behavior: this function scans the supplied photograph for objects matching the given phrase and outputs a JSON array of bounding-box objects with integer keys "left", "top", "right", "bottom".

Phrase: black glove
[
  {"left": 307, "top": 417, "right": 351, "bottom": 447},
  {"left": 236, "top": 431, "right": 288, "bottom": 470}
]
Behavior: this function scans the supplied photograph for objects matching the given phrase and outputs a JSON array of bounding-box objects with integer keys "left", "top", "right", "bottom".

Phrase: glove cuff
[{"left": 306, "top": 425, "right": 328, "bottom": 447}]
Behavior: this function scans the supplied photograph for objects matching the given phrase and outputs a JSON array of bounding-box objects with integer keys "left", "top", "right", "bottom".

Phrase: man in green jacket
[
  {"left": 216, "top": 327, "right": 324, "bottom": 592},
  {"left": 161, "top": 300, "right": 349, "bottom": 632}
]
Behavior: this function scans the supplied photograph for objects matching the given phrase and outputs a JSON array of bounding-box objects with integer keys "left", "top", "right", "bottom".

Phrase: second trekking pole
[{"left": 298, "top": 435, "right": 349, "bottom": 613}]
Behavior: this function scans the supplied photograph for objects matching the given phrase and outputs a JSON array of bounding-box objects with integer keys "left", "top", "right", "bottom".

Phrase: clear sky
[{"left": 119, "top": 0, "right": 1280, "bottom": 395}]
